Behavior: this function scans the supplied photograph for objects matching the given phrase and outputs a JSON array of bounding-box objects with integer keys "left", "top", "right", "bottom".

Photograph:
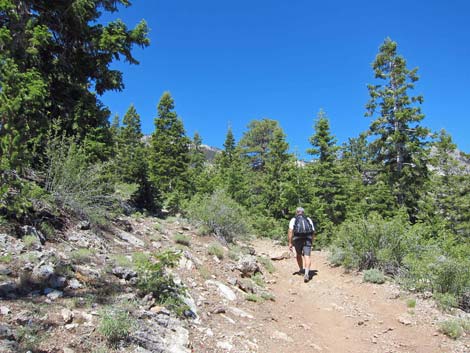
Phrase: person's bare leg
[
  {"left": 304, "top": 255, "right": 311, "bottom": 272},
  {"left": 303, "top": 255, "right": 311, "bottom": 279}
]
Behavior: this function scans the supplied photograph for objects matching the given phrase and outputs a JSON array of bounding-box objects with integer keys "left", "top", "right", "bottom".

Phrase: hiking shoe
[{"left": 304, "top": 271, "right": 309, "bottom": 283}]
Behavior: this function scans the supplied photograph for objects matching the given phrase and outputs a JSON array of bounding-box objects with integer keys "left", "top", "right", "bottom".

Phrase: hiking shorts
[{"left": 293, "top": 233, "right": 313, "bottom": 256}]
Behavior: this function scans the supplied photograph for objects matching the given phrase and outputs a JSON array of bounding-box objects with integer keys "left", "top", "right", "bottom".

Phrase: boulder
[{"left": 236, "top": 255, "right": 260, "bottom": 278}]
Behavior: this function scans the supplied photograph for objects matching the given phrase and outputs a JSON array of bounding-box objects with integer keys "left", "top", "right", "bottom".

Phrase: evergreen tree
[
  {"left": 0, "top": 0, "right": 149, "bottom": 169},
  {"left": 239, "top": 119, "right": 281, "bottom": 171},
  {"left": 188, "top": 131, "right": 208, "bottom": 195},
  {"left": 219, "top": 126, "right": 236, "bottom": 170},
  {"left": 419, "top": 130, "right": 470, "bottom": 238},
  {"left": 307, "top": 110, "right": 346, "bottom": 229},
  {"left": 264, "top": 128, "right": 293, "bottom": 218},
  {"left": 340, "top": 134, "right": 396, "bottom": 218},
  {"left": 366, "top": 38, "right": 429, "bottom": 220},
  {"left": 149, "top": 92, "right": 190, "bottom": 211},
  {"left": 239, "top": 119, "right": 287, "bottom": 213},
  {"left": 113, "top": 105, "right": 155, "bottom": 210},
  {"left": 212, "top": 128, "right": 249, "bottom": 205}
]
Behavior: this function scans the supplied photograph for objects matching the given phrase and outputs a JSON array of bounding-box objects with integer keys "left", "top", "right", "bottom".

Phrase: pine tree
[
  {"left": 111, "top": 105, "right": 155, "bottom": 210},
  {"left": 264, "top": 128, "right": 293, "bottom": 218},
  {"left": 219, "top": 126, "right": 236, "bottom": 170},
  {"left": 366, "top": 38, "right": 429, "bottom": 220},
  {"left": 149, "top": 92, "right": 190, "bottom": 211},
  {"left": 307, "top": 110, "right": 346, "bottom": 229},
  {"left": 239, "top": 119, "right": 288, "bottom": 213},
  {"left": 340, "top": 134, "right": 396, "bottom": 218},
  {"left": 0, "top": 0, "right": 149, "bottom": 169},
  {"left": 239, "top": 119, "right": 281, "bottom": 171},
  {"left": 188, "top": 131, "right": 208, "bottom": 195},
  {"left": 419, "top": 130, "right": 470, "bottom": 237},
  {"left": 214, "top": 127, "right": 250, "bottom": 206}
]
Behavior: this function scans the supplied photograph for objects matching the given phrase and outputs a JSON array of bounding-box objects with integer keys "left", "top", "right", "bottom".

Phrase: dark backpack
[{"left": 293, "top": 215, "right": 314, "bottom": 235}]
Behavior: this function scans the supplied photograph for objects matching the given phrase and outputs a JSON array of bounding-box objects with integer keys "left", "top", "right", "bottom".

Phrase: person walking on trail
[{"left": 288, "top": 207, "right": 315, "bottom": 282}]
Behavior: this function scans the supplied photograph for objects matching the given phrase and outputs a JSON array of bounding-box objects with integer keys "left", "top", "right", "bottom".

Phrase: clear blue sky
[{"left": 101, "top": 0, "right": 470, "bottom": 159}]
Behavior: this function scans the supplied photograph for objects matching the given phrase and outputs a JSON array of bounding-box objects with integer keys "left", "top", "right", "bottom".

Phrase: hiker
[{"left": 288, "top": 207, "right": 315, "bottom": 282}]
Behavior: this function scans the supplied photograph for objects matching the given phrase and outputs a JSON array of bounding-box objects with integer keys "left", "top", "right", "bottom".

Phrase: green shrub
[
  {"left": 185, "top": 189, "right": 252, "bottom": 243},
  {"left": 434, "top": 292, "right": 458, "bottom": 312},
  {"left": 228, "top": 249, "right": 241, "bottom": 261},
  {"left": 330, "top": 212, "right": 418, "bottom": 271},
  {"left": 44, "top": 134, "right": 116, "bottom": 224},
  {"left": 363, "top": 268, "right": 386, "bottom": 284},
  {"left": 98, "top": 308, "right": 133, "bottom": 346},
  {"left": 23, "top": 235, "right": 38, "bottom": 248},
  {"left": 0, "top": 173, "right": 38, "bottom": 220},
  {"left": 327, "top": 246, "right": 345, "bottom": 267},
  {"left": 173, "top": 234, "right": 191, "bottom": 246},
  {"left": 134, "top": 250, "right": 188, "bottom": 316},
  {"left": 196, "top": 224, "right": 211, "bottom": 236},
  {"left": 207, "top": 242, "right": 224, "bottom": 259},
  {"left": 39, "top": 222, "right": 56, "bottom": 239},
  {"left": 258, "top": 256, "right": 275, "bottom": 274},
  {"left": 406, "top": 298, "right": 416, "bottom": 308},
  {"left": 198, "top": 266, "right": 211, "bottom": 280},
  {"left": 438, "top": 319, "right": 464, "bottom": 339},
  {"left": 251, "top": 272, "right": 265, "bottom": 288},
  {"left": 110, "top": 254, "right": 132, "bottom": 267},
  {"left": 154, "top": 222, "right": 164, "bottom": 233},
  {"left": 250, "top": 215, "right": 285, "bottom": 241},
  {"left": 17, "top": 324, "right": 44, "bottom": 351},
  {"left": 0, "top": 253, "right": 13, "bottom": 263},
  {"left": 459, "top": 318, "right": 470, "bottom": 332},
  {"left": 71, "top": 248, "right": 95, "bottom": 264},
  {"left": 260, "top": 291, "right": 275, "bottom": 301},
  {"left": 399, "top": 237, "right": 470, "bottom": 303},
  {"left": 245, "top": 294, "right": 262, "bottom": 303}
]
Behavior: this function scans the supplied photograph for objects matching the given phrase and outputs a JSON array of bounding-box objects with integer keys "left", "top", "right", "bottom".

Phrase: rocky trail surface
[
  {"left": 1, "top": 217, "right": 469, "bottom": 353},
  {"left": 250, "top": 240, "right": 470, "bottom": 353},
  {"left": 190, "top": 237, "right": 469, "bottom": 353}
]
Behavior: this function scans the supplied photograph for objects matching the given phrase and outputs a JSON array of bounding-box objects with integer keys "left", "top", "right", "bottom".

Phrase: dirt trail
[{"left": 250, "top": 239, "right": 468, "bottom": 353}]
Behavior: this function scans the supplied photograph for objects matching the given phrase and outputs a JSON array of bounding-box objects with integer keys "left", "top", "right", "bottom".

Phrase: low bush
[
  {"left": 44, "top": 134, "right": 116, "bottom": 224},
  {"left": 134, "top": 250, "right": 188, "bottom": 316},
  {"left": 327, "top": 246, "right": 345, "bottom": 267},
  {"left": 98, "top": 308, "right": 134, "bottom": 346},
  {"left": 438, "top": 319, "right": 464, "bottom": 339},
  {"left": 251, "top": 272, "right": 265, "bottom": 287},
  {"left": 173, "top": 234, "right": 191, "bottom": 246},
  {"left": 185, "top": 189, "right": 252, "bottom": 243},
  {"left": 245, "top": 294, "right": 262, "bottom": 303},
  {"left": 330, "top": 211, "right": 417, "bottom": 271},
  {"left": 434, "top": 292, "right": 458, "bottom": 312},
  {"left": 260, "top": 291, "right": 275, "bottom": 301},
  {"left": 0, "top": 253, "right": 12, "bottom": 263},
  {"left": 406, "top": 298, "right": 416, "bottom": 308},
  {"left": 257, "top": 256, "right": 275, "bottom": 274},
  {"left": 207, "top": 242, "right": 224, "bottom": 260},
  {"left": 71, "top": 248, "right": 95, "bottom": 264},
  {"left": 23, "top": 235, "right": 39, "bottom": 249},
  {"left": 363, "top": 268, "right": 386, "bottom": 284},
  {"left": 250, "top": 215, "right": 285, "bottom": 242},
  {"left": 17, "top": 324, "right": 44, "bottom": 352},
  {"left": 399, "top": 236, "right": 470, "bottom": 306}
]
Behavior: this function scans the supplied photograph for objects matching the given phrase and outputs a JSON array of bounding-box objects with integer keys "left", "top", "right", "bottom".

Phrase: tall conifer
[
  {"left": 366, "top": 38, "right": 429, "bottom": 220},
  {"left": 149, "top": 92, "right": 190, "bottom": 211}
]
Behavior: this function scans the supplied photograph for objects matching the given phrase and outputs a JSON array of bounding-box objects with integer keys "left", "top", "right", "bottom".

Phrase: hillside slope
[{"left": 0, "top": 216, "right": 468, "bottom": 352}]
